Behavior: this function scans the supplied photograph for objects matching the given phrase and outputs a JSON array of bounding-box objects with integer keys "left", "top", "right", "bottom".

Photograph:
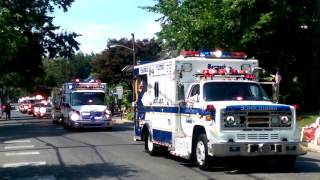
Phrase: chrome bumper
[
  {"left": 70, "top": 119, "right": 112, "bottom": 128},
  {"left": 208, "top": 141, "right": 307, "bottom": 157}
]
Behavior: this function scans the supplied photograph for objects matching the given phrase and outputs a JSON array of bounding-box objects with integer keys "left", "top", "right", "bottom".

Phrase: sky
[{"left": 53, "top": 0, "right": 161, "bottom": 54}]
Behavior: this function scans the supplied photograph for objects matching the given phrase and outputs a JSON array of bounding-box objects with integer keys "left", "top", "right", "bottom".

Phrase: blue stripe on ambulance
[
  {"left": 225, "top": 105, "right": 291, "bottom": 112},
  {"left": 138, "top": 106, "right": 214, "bottom": 116},
  {"left": 137, "top": 106, "right": 215, "bottom": 145},
  {"left": 153, "top": 129, "right": 172, "bottom": 145}
]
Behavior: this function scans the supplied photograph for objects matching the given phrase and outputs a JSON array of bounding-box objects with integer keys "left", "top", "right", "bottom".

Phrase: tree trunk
[{"left": 308, "top": 0, "right": 320, "bottom": 110}]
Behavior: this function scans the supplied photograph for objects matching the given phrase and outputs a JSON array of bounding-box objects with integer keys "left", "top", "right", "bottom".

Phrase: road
[{"left": 0, "top": 111, "right": 319, "bottom": 180}]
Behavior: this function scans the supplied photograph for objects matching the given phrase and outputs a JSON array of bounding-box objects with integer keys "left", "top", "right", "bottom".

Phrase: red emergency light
[
  {"left": 180, "top": 50, "right": 200, "bottom": 57},
  {"left": 199, "top": 67, "right": 256, "bottom": 80},
  {"left": 180, "top": 50, "right": 247, "bottom": 59}
]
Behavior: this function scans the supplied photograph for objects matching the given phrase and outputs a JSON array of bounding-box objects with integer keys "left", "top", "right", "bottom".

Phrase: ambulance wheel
[
  {"left": 63, "top": 120, "right": 70, "bottom": 130},
  {"left": 195, "top": 134, "right": 211, "bottom": 171},
  {"left": 145, "top": 132, "right": 159, "bottom": 156}
]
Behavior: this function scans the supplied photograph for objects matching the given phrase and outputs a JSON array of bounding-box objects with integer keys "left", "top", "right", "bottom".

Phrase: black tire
[
  {"left": 63, "top": 120, "right": 70, "bottom": 129},
  {"left": 275, "top": 155, "right": 297, "bottom": 170},
  {"left": 195, "top": 134, "right": 211, "bottom": 171},
  {"left": 52, "top": 119, "right": 58, "bottom": 124},
  {"left": 104, "top": 127, "right": 112, "bottom": 131},
  {"left": 144, "top": 132, "right": 160, "bottom": 156}
]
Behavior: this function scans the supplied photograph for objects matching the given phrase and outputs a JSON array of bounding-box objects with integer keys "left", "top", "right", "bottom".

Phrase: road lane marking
[
  {"left": 2, "top": 161, "right": 46, "bottom": 168},
  {"left": 4, "top": 145, "right": 34, "bottom": 150},
  {"left": 3, "top": 140, "right": 31, "bottom": 144},
  {"left": 5, "top": 151, "right": 40, "bottom": 156}
]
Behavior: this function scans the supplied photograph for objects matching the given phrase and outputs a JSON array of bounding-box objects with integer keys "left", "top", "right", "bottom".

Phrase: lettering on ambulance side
[
  {"left": 207, "top": 64, "right": 226, "bottom": 69},
  {"left": 156, "top": 64, "right": 164, "bottom": 70},
  {"left": 139, "top": 67, "right": 148, "bottom": 74},
  {"left": 225, "top": 105, "right": 291, "bottom": 112},
  {"left": 186, "top": 118, "right": 194, "bottom": 124}
]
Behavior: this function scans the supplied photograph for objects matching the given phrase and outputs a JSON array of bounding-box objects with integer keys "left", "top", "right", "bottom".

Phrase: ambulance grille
[
  {"left": 223, "top": 110, "right": 292, "bottom": 129},
  {"left": 81, "top": 111, "right": 103, "bottom": 119},
  {"left": 236, "top": 133, "right": 280, "bottom": 141}
]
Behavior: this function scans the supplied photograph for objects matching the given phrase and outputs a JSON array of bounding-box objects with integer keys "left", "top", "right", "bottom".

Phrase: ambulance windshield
[
  {"left": 71, "top": 92, "right": 105, "bottom": 106},
  {"left": 203, "top": 82, "right": 270, "bottom": 101}
]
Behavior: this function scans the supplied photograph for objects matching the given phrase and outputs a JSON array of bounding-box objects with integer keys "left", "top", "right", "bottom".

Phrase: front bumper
[
  {"left": 208, "top": 141, "right": 307, "bottom": 157},
  {"left": 70, "top": 119, "right": 112, "bottom": 128}
]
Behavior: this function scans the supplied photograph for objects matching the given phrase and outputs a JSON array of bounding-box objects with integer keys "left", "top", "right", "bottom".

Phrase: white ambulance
[
  {"left": 61, "top": 79, "right": 112, "bottom": 130},
  {"left": 133, "top": 50, "right": 306, "bottom": 170}
]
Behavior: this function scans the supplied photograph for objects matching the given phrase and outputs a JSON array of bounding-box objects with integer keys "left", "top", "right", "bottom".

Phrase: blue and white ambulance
[
  {"left": 61, "top": 79, "right": 112, "bottom": 130},
  {"left": 133, "top": 50, "right": 306, "bottom": 170}
]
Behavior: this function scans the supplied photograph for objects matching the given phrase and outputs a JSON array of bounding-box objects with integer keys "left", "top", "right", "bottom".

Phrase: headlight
[
  {"left": 39, "top": 107, "right": 46, "bottom": 114},
  {"left": 70, "top": 111, "right": 80, "bottom": 121},
  {"left": 224, "top": 115, "right": 236, "bottom": 126},
  {"left": 280, "top": 115, "right": 290, "bottom": 124},
  {"left": 105, "top": 109, "right": 111, "bottom": 119},
  {"left": 34, "top": 107, "right": 39, "bottom": 113}
]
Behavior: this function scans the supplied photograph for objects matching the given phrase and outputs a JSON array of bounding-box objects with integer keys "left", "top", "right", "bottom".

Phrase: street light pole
[
  {"left": 109, "top": 33, "right": 136, "bottom": 66},
  {"left": 131, "top": 33, "right": 136, "bottom": 66}
]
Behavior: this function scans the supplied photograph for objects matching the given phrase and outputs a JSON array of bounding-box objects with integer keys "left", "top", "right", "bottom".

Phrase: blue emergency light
[{"left": 180, "top": 50, "right": 247, "bottom": 59}]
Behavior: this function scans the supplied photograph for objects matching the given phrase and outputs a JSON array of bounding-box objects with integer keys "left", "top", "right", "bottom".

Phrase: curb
[{"left": 112, "top": 116, "right": 133, "bottom": 125}]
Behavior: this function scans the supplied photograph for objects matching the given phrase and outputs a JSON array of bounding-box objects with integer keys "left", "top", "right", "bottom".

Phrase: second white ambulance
[{"left": 133, "top": 50, "right": 306, "bottom": 170}]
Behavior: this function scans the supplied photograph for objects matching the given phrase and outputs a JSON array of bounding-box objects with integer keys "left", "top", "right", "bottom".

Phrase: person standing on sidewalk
[{"left": 4, "top": 101, "right": 11, "bottom": 120}]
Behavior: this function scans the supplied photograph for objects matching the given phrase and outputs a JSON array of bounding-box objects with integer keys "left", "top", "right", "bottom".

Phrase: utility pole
[{"left": 131, "top": 33, "right": 136, "bottom": 66}]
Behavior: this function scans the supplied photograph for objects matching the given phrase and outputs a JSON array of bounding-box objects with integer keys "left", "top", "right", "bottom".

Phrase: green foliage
[
  {"left": 0, "top": 0, "right": 79, "bottom": 90},
  {"left": 297, "top": 112, "right": 319, "bottom": 127},
  {"left": 91, "top": 38, "right": 161, "bottom": 84},
  {"left": 39, "top": 53, "right": 94, "bottom": 88},
  {"left": 106, "top": 81, "right": 133, "bottom": 113},
  {"left": 127, "top": 111, "right": 134, "bottom": 121},
  {"left": 144, "top": 0, "right": 319, "bottom": 109}
]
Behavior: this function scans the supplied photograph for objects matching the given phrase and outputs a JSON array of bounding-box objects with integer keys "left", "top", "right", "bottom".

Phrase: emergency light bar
[
  {"left": 71, "top": 78, "right": 102, "bottom": 84},
  {"left": 180, "top": 50, "right": 247, "bottom": 59},
  {"left": 196, "top": 67, "right": 256, "bottom": 80},
  {"left": 68, "top": 83, "right": 106, "bottom": 91}
]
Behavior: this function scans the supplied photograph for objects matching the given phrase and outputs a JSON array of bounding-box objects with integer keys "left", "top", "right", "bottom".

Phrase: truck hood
[
  {"left": 71, "top": 105, "right": 107, "bottom": 112},
  {"left": 207, "top": 101, "right": 292, "bottom": 111}
]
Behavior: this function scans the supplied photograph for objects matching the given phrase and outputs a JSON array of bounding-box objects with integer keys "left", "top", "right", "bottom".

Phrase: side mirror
[{"left": 272, "top": 83, "right": 279, "bottom": 103}]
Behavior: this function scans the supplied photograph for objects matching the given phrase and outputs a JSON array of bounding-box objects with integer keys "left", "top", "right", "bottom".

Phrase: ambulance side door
[{"left": 181, "top": 83, "right": 200, "bottom": 136}]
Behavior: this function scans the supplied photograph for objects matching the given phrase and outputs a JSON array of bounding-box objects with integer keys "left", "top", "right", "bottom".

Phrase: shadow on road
[
  {"left": 159, "top": 152, "right": 320, "bottom": 174},
  {"left": 0, "top": 162, "right": 139, "bottom": 179}
]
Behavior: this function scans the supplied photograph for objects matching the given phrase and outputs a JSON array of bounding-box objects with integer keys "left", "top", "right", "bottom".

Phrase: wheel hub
[{"left": 196, "top": 141, "right": 205, "bottom": 165}]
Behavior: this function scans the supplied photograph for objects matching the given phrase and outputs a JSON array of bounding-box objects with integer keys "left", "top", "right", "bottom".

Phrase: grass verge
[{"left": 297, "top": 111, "right": 319, "bottom": 127}]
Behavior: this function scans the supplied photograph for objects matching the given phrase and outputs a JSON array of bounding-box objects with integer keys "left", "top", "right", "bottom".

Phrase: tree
[
  {"left": 144, "top": 0, "right": 319, "bottom": 109},
  {"left": 91, "top": 38, "right": 161, "bottom": 83},
  {"left": 38, "top": 53, "right": 94, "bottom": 88},
  {"left": 0, "top": 0, "right": 79, "bottom": 90}
]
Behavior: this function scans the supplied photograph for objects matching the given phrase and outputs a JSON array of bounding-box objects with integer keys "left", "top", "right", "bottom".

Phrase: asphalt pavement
[{"left": 0, "top": 111, "right": 320, "bottom": 179}]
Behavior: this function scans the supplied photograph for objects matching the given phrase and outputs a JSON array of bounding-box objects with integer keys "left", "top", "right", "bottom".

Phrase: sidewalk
[
  {"left": 307, "top": 142, "right": 320, "bottom": 153},
  {"left": 112, "top": 114, "right": 133, "bottom": 125}
]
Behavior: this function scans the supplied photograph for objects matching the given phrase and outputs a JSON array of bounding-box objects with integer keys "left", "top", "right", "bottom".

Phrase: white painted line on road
[
  {"left": 3, "top": 139, "right": 31, "bottom": 144},
  {"left": 4, "top": 145, "right": 34, "bottom": 150},
  {"left": 22, "top": 176, "right": 56, "bottom": 180},
  {"left": 0, "top": 124, "right": 22, "bottom": 127},
  {"left": 2, "top": 161, "right": 46, "bottom": 168},
  {"left": 5, "top": 151, "right": 40, "bottom": 156}
]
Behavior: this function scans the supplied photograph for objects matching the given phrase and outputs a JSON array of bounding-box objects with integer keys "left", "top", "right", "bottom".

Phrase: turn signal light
[
  {"left": 205, "top": 115, "right": 213, "bottom": 121},
  {"left": 206, "top": 105, "right": 215, "bottom": 112}
]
